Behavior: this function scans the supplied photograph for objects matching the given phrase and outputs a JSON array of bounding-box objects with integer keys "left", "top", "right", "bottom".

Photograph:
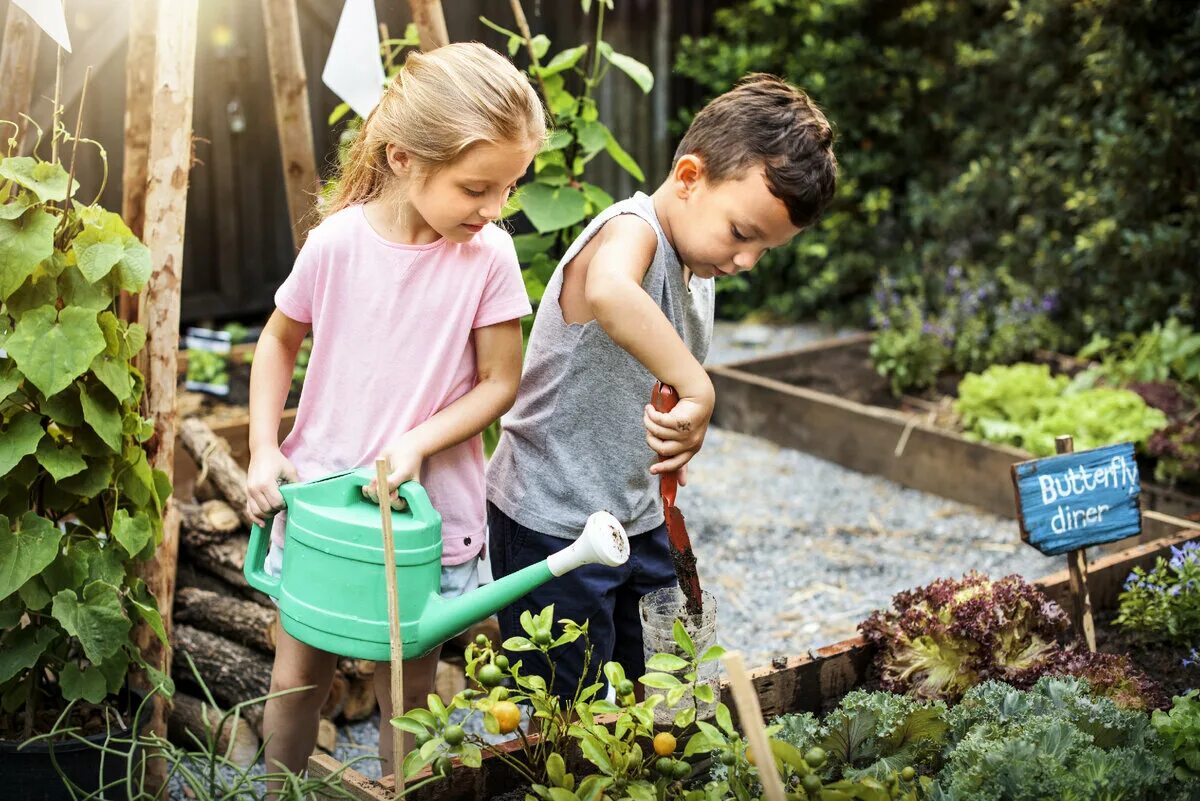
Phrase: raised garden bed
[
  {"left": 707, "top": 333, "right": 1200, "bottom": 540},
  {"left": 306, "top": 527, "right": 1199, "bottom": 801}
]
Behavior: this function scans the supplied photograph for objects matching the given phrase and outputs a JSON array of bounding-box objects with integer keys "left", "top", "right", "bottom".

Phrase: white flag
[
  {"left": 13, "top": 0, "right": 72, "bottom": 53},
  {"left": 322, "top": 0, "right": 385, "bottom": 120}
]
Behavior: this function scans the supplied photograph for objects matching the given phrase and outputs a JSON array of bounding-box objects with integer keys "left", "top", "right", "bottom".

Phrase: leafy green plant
[
  {"left": 184, "top": 349, "right": 229, "bottom": 389},
  {"left": 25, "top": 653, "right": 364, "bottom": 800},
  {"left": 1152, "top": 690, "right": 1200, "bottom": 783},
  {"left": 1079, "top": 319, "right": 1200, "bottom": 392},
  {"left": 953, "top": 363, "right": 1168, "bottom": 456},
  {"left": 483, "top": 0, "right": 652, "bottom": 312},
  {"left": 869, "top": 267, "right": 1064, "bottom": 396},
  {"left": 0, "top": 132, "right": 171, "bottom": 741},
  {"left": 1117, "top": 540, "right": 1200, "bottom": 649},
  {"left": 932, "top": 676, "right": 1191, "bottom": 801}
]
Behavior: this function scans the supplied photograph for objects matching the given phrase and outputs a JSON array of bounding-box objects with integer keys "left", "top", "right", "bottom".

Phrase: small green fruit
[
  {"left": 494, "top": 654, "right": 510, "bottom": 670},
  {"left": 475, "top": 633, "right": 489, "bottom": 648},
  {"left": 533, "top": 628, "right": 553, "bottom": 646},
  {"left": 477, "top": 664, "right": 503, "bottom": 687},
  {"left": 413, "top": 730, "right": 431, "bottom": 747},
  {"left": 803, "top": 747, "right": 827, "bottom": 769},
  {"left": 443, "top": 724, "right": 465, "bottom": 746},
  {"left": 801, "top": 774, "right": 822, "bottom": 795},
  {"left": 672, "top": 760, "right": 691, "bottom": 780},
  {"left": 901, "top": 766, "right": 916, "bottom": 781},
  {"left": 434, "top": 756, "right": 452, "bottom": 777},
  {"left": 617, "top": 680, "right": 635, "bottom": 697},
  {"left": 656, "top": 757, "right": 675, "bottom": 776},
  {"left": 720, "top": 751, "right": 736, "bottom": 766}
]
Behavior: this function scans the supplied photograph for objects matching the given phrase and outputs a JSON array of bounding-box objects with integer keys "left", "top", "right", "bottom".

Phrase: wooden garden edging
[
  {"left": 707, "top": 334, "right": 1200, "bottom": 540},
  {"left": 304, "top": 526, "right": 1198, "bottom": 801}
]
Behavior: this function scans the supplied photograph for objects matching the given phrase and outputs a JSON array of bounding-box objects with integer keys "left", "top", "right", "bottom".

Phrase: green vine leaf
[
  {"left": 58, "top": 264, "right": 113, "bottom": 312},
  {"left": 0, "top": 360, "right": 22, "bottom": 400},
  {"left": 519, "top": 183, "right": 588, "bottom": 233},
  {"left": 51, "top": 581, "right": 130, "bottom": 663},
  {"left": 35, "top": 438, "right": 87, "bottom": 481},
  {"left": 0, "top": 512, "right": 63, "bottom": 601},
  {"left": 540, "top": 45, "right": 588, "bottom": 77},
  {"left": 6, "top": 305, "right": 106, "bottom": 397},
  {"left": 0, "top": 208, "right": 57, "bottom": 300},
  {"left": 60, "top": 662, "right": 108, "bottom": 703},
  {"left": 0, "top": 193, "right": 32, "bottom": 220},
  {"left": 0, "top": 626, "right": 57, "bottom": 683},
  {"left": 57, "top": 456, "right": 115, "bottom": 499},
  {"left": 72, "top": 209, "right": 152, "bottom": 290},
  {"left": 112, "top": 509, "right": 153, "bottom": 557},
  {"left": 0, "top": 412, "right": 44, "bottom": 475},
  {"left": 81, "top": 381, "right": 123, "bottom": 452},
  {"left": 603, "top": 50, "right": 654, "bottom": 94},
  {"left": 0, "top": 157, "right": 77, "bottom": 203}
]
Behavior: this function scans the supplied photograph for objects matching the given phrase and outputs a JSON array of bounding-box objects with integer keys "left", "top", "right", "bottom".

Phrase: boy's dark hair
[{"left": 675, "top": 74, "right": 837, "bottom": 228}]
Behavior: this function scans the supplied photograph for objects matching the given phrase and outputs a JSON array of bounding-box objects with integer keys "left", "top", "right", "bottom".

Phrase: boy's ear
[
  {"left": 385, "top": 143, "right": 410, "bottom": 177},
  {"left": 673, "top": 154, "right": 704, "bottom": 197}
]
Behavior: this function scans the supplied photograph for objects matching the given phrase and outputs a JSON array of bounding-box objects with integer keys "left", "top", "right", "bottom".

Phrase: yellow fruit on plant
[
  {"left": 493, "top": 701, "right": 521, "bottom": 734},
  {"left": 653, "top": 732, "right": 677, "bottom": 756}
]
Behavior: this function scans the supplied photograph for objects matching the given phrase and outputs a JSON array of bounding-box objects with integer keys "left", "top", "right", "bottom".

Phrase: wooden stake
[
  {"left": 132, "top": 0, "right": 200, "bottom": 793},
  {"left": 375, "top": 458, "right": 406, "bottom": 796},
  {"left": 722, "top": 651, "right": 787, "bottom": 801},
  {"left": 0, "top": 2, "right": 40, "bottom": 153},
  {"left": 119, "top": 0, "right": 156, "bottom": 322},
  {"left": 407, "top": 0, "right": 448, "bottom": 50},
  {"left": 261, "top": 0, "right": 320, "bottom": 250},
  {"left": 1056, "top": 435, "right": 1096, "bottom": 652}
]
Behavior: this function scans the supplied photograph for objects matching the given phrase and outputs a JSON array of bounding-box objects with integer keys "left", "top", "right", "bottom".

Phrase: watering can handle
[
  {"left": 244, "top": 508, "right": 283, "bottom": 598},
  {"left": 348, "top": 468, "right": 440, "bottom": 524}
]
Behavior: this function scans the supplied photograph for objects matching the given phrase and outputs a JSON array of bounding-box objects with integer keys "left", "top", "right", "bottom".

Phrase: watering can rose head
[{"left": 244, "top": 468, "right": 629, "bottom": 660}]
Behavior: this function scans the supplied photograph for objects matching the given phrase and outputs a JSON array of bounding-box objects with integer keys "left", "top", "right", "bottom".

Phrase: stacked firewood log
[{"left": 170, "top": 418, "right": 495, "bottom": 764}]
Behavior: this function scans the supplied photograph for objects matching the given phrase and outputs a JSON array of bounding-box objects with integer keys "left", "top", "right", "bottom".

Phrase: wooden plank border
[{"left": 708, "top": 338, "right": 1200, "bottom": 538}]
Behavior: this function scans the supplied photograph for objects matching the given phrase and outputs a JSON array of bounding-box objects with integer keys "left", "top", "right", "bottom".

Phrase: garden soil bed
[
  {"left": 1094, "top": 611, "right": 1195, "bottom": 701},
  {"left": 707, "top": 333, "right": 1200, "bottom": 539},
  {"left": 307, "top": 528, "right": 1199, "bottom": 801}
]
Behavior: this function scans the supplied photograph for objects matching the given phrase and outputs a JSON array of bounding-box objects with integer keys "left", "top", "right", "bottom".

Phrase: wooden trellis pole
[
  {"left": 132, "top": 0, "right": 200, "bottom": 789},
  {"left": 0, "top": 2, "right": 41, "bottom": 152},
  {"left": 119, "top": 0, "right": 157, "bottom": 322},
  {"left": 261, "top": 0, "right": 320, "bottom": 249},
  {"left": 408, "top": 0, "right": 448, "bottom": 50}
]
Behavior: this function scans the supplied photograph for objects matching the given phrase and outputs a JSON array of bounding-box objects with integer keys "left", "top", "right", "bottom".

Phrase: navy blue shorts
[{"left": 487, "top": 503, "right": 677, "bottom": 701}]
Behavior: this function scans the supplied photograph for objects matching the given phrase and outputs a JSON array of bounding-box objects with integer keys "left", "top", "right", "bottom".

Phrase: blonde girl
[{"left": 244, "top": 42, "right": 544, "bottom": 779}]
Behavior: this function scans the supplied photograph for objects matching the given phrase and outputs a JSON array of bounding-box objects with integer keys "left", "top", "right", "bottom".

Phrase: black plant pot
[{"left": 0, "top": 689, "right": 146, "bottom": 801}]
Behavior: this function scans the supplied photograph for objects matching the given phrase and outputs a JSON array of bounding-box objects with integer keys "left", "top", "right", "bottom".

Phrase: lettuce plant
[{"left": 860, "top": 573, "right": 1067, "bottom": 702}]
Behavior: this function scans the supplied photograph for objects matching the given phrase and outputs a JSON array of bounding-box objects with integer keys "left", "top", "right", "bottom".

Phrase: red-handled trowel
[{"left": 651, "top": 381, "right": 705, "bottom": 619}]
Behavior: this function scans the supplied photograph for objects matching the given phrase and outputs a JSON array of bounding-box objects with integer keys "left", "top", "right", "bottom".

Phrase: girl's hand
[
  {"left": 643, "top": 394, "right": 713, "bottom": 475},
  {"left": 245, "top": 448, "right": 299, "bottom": 526},
  {"left": 364, "top": 436, "right": 426, "bottom": 510}
]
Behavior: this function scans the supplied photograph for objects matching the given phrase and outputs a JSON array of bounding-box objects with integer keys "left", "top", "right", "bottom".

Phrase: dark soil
[
  {"left": 0, "top": 692, "right": 142, "bottom": 743},
  {"left": 1094, "top": 611, "right": 1197, "bottom": 701}
]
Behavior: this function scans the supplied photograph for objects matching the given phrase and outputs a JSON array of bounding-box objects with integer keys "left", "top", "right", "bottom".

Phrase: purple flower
[{"left": 1040, "top": 291, "right": 1059, "bottom": 313}]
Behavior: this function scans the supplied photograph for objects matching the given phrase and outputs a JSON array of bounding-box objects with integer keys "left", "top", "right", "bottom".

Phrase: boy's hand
[
  {"left": 364, "top": 436, "right": 425, "bottom": 510},
  {"left": 644, "top": 395, "right": 713, "bottom": 474},
  {"left": 245, "top": 448, "right": 299, "bottom": 526}
]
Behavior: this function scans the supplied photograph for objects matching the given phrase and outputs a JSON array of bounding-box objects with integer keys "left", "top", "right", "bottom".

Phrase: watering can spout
[{"left": 422, "top": 512, "right": 630, "bottom": 651}]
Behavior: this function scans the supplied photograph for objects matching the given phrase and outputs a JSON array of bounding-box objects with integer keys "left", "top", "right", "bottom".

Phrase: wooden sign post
[{"left": 1011, "top": 438, "right": 1144, "bottom": 651}]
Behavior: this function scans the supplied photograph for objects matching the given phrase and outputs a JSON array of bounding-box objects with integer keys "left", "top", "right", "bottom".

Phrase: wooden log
[
  {"left": 179, "top": 418, "right": 254, "bottom": 526},
  {"left": 338, "top": 658, "right": 376, "bottom": 681},
  {"left": 0, "top": 2, "right": 40, "bottom": 153},
  {"left": 174, "top": 586, "right": 277, "bottom": 654},
  {"left": 341, "top": 676, "right": 377, "bottom": 723},
  {"left": 182, "top": 534, "right": 274, "bottom": 607},
  {"left": 121, "top": 0, "right": 156, "bottom": 241},
  {"left": 132, "top": 0, "right": 200, "bottom": 775},
  {"left": 177, "top": 499, "right": 241, "bottom": 538},
  {"left": 261, "top": 0, "right": 319, "bottom": 249},
  {"left": 322, "top": 672, "right": 348, "bottom": 721},
  {"left": 173, "top": 624, "right": 272, "bottom": 710},
  {"left": 168, "top": 691, "right": 260, "bottom": 768},
  {"left": 177, "top": 560, "right": 248, "bottom": 599},
  {"left": 316, "top": 717, "right": 338, "bottom": 753}
]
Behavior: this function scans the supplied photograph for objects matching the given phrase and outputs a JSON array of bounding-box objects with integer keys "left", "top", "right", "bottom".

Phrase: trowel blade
[{"left": 665, "top": 505, "right": 704, "bottom": 618}]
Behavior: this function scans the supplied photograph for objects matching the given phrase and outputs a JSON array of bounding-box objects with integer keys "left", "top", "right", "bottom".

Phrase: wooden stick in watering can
[{"left": 375, "top": 457, "right": 405, "bottom": 795}]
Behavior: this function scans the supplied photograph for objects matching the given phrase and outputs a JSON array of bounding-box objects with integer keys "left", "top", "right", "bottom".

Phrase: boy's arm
[
  {"left": 372, "top": 318, "right": 523, "bottom": 494},
  {"left": 246, "top": 309, "right": 310, "bottom": 523},
  {"left": 585, "top": 215, "right": 714, "bottom": 473}
]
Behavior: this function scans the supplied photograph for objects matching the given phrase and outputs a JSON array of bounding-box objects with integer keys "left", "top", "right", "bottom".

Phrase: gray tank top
[{"left": 486, "top": 192, "right": 714, "bottom": 539}]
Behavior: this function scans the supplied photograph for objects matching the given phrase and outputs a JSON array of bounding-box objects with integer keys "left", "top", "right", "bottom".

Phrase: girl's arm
[
  {"left": 371, "top": 318, "right": 524, "bottom": 494},
  {"left": 245, "top": 309, "right": 311, "bottom": 524}
]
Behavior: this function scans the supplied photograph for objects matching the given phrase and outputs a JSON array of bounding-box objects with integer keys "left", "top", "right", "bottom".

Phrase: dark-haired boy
[{"left": 487, "top": 74, "right": 838, "bottom": 697}]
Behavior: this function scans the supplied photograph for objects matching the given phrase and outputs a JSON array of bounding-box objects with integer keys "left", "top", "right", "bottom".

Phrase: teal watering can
[{"left": 244, "top": 467, "right": 629, "bottom": 661}]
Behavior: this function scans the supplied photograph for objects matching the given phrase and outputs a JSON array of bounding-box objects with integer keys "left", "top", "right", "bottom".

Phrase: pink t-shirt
[{"left": 271, "top": 205, "right": 531, "bottom": 563}]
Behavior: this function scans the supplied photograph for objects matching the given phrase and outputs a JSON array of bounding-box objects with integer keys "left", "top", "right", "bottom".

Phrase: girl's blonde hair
[{"left": 326, "top": 42, "right": 546, "bottom": 216}]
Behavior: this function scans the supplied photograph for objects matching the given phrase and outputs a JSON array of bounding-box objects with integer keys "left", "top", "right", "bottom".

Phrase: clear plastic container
[{"left": 640, "top": 586, "right": 719, "bottom": 725}]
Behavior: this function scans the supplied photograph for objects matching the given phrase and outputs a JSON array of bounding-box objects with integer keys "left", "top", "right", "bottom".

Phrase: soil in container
[{"left": 641, "top": 587, "right": 719, "bottom": 725}]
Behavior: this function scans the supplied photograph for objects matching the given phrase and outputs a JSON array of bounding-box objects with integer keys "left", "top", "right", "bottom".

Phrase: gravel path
[{"left": 171, "top": 323, "right": 1062, "bottom": 794}]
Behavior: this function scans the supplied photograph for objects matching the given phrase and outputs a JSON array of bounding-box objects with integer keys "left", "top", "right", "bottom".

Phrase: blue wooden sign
[{"left": 1011, "top": 442, "right": 1142, "bottom": 556}]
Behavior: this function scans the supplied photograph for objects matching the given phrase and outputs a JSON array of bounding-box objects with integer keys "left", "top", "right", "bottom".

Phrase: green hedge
[{"left": 676, "top": 0, "right": 1200, "bottom": 343}]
